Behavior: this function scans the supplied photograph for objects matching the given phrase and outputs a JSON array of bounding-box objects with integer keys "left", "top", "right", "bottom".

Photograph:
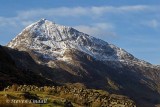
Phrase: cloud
[
  {"left": 143, "top": 19, "right": 159, "bottom": 28},
  {"left": 15, "top": 5, "right": 152, "bottom": 19},
  {"left": 0, "top": 17, "right": 33, "bottom": 27},
  {"left": 117, "top": 5, "right": 150, "bottom": 11},
  {"left": 0, "top": 5, "right": 159, "bottom": 45},
  {"left": 0, "top": 17, "right": 17, "bottom": 27},
  {"left": 16, "top": 7, "right": 89, "bottom": 19},
  {"left": 90, "top": 5, "right": 150, "bottom": 15},
  {"left": 74, "top": 23, "right": 117, "bottom": 38},
  {"left": 0, "top": 5, "right": 157, "bottom": 27}
]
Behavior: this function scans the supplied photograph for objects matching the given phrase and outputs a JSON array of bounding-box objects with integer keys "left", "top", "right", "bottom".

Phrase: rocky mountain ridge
[{"left": 7, "top": 19, "right": 154, "bottom": 68}]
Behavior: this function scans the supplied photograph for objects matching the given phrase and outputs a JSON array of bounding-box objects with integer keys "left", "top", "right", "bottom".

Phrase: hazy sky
[{"left": 0, "top": 0, "right": 160, "bottom": 64}]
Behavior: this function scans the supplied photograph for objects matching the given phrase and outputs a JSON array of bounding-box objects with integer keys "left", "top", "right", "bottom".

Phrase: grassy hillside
[{"left": 0, "top": 84, "right": 136, "bottom": 107}]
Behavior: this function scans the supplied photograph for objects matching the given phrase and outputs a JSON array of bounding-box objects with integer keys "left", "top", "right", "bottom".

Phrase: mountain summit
[
  {"left": 8, "top": 19, "right": 149, "bottom": 66},
  {"left": 7, "top": 19, "right": 160, "bottom": 106}
]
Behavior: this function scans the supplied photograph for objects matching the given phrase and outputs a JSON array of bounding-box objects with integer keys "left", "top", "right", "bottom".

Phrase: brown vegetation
[{"left": 1, "top": 84, "right": 136, "bottom": 107}]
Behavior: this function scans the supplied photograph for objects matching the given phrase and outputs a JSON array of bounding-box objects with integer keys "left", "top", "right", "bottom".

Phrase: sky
[{"left": 0, "top": 0, "right": 160, "bottom": 64}]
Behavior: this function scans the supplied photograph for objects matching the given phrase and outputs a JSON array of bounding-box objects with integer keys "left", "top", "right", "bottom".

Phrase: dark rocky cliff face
[{"left": 0, "top": 45, "right": 56, "bottom": 90}]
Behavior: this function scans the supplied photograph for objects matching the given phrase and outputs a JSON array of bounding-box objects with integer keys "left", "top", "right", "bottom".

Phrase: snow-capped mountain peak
[
  {"left": 7, "top": 19, "right": 150, "bottom": 66},
  {"left": 24, "top": 18, "right": 77, "bottom": 41}
]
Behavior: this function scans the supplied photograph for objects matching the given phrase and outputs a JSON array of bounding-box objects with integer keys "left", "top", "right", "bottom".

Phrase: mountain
[
  {"left": 0, "top": 45, "right": 136, "bottom": 107},
  {"left": 0, "top": 45, "right": 57, "bottom": 90},
  {"left": 7, "top": 19, "right": 160, "bottom": 107},
  {"left": 7, "top": 19, "right": 150, "bottom": 66}
]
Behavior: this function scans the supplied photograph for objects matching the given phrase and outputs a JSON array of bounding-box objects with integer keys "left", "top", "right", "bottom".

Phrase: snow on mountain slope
[{"left": 7, "top": 19, "right": 150, "bottom": 66}]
